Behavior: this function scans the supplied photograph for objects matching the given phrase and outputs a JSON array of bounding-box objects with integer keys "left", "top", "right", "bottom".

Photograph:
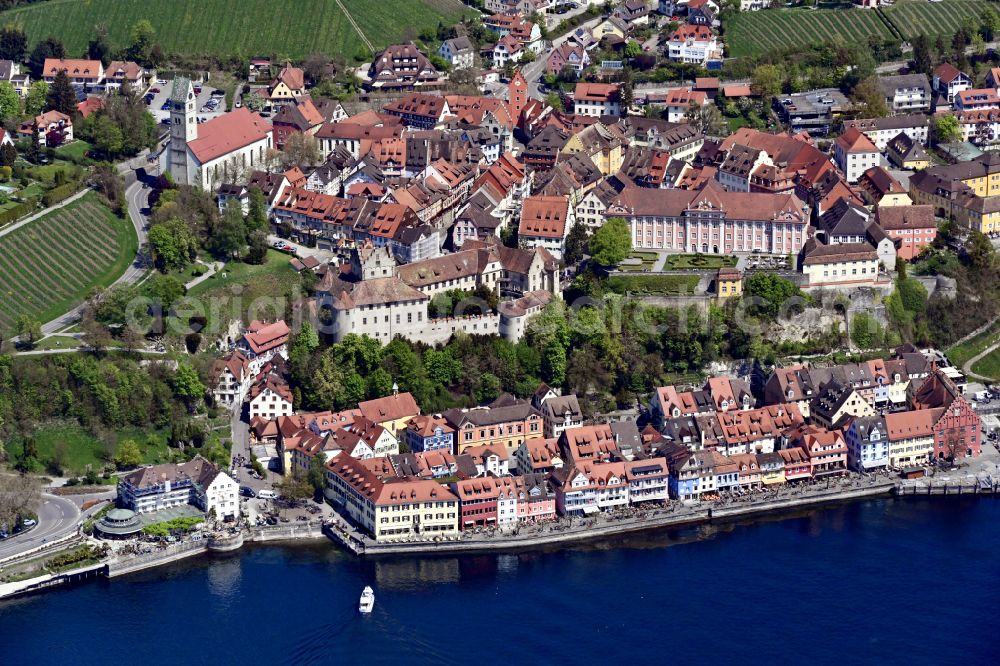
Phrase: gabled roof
[
  {"left": 274, "top": 64, "right": 305, "bottom": 91},
  {"left": 188, "top": 108, "right": 271, "bottom": 164},
  {"left": 875, "top": 204, "right": 936, "bottom": 231},
  {"left": 242, "top": 320, "right": 290, "bottom": 355},
  {"left": 835, "top": 126, "right": 878, "bottom": 154},
  {"left": 359, "top": 392, "right": 421, "bottom": 423},
  {"left": 519, "top": 195, "right": 570, "bottom": 238},
  {"left": 801, "top": 239, "right": 878, "bottom": 265},
  {"left": 43, "top": 58, "right": 102, "bottom": 79},
  {"left": 933, "top": 62, "right": 966, "bottom": 84},
  {"left": 574, "top": 82, "right": 619, "bottom": 103}
]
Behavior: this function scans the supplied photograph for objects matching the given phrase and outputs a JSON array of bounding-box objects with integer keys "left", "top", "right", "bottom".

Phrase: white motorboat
[{"left": 358, "top": 586, "right": 375, "bottom": 614}]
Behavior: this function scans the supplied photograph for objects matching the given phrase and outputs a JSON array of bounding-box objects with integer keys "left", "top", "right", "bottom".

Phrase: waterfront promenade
[
  {"left": 324, "top": 474, "right": 905, "bottom": 556},
  {"left": 3, "top": 462, "right": 999, "bottom": 601}
]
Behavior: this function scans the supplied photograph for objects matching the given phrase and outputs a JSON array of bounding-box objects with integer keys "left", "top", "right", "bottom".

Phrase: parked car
[
  {"left": 257, "top": 489, "right": 277, "bottom": 500},
  {"left": 240, "top": 486, "right": 256, "bottom": 498},
  {"left": 22, "top": 518, "right": 36, "bottom": 527},
  {"left": 149, "top": 87, "right": 160, "bottom": 93}
]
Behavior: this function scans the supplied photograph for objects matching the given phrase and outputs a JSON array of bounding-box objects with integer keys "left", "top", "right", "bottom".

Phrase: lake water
[{"left": 2, "top": 497, "right": 999, "bottom": 666}]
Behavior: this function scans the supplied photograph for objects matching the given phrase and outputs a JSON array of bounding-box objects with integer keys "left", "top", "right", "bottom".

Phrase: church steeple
[{"left": 167, "top": 76, "right": 197, "bottom": 185}]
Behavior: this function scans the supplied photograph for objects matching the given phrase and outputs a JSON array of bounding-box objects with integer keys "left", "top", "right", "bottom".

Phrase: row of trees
[{"left": 0, "top": 20, "right": 167, "bottom": 73}]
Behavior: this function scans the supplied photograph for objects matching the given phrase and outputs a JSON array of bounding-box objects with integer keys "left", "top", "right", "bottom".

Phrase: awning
[{"left": 581, "top": 505, "right": 598, "bottom": 515}]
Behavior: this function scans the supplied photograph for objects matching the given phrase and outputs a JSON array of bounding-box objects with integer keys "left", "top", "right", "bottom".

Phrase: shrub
[
  {"left": 0, "top": 199, "right": 37, "bottom": 225},
  {"left": 42, "top": 182, "right": 78, "bottom": 207}
]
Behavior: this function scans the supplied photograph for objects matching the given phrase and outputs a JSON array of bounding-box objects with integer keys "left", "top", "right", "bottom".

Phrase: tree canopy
[{"left": 589, "top": 218, "right": 631, "bottom": 267}]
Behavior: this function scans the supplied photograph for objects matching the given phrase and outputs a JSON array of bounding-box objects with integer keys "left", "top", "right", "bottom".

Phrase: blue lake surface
[{"left": 2, "top": 497, "right": 999, "bottom": 666}]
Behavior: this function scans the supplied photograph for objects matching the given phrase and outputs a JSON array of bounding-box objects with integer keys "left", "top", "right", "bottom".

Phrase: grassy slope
[
  {"left": 6, "top": 424, "right": 172, "bottom": 475},
  {"left": 0, "top": 0, "right": 473, "bottom": 59},
  {"left": 946, "top": 319, "right": 1000, "bottom": 370},
  {"left": 971, "top": 348, "right": 1000, "bottom": 380},
  {"left": 0, "top": 192, "right": 137, "bottom": 330},
  {"left": 725, "top": 0, "right": 989, "bottom": 59},
  {"left": 175, "top": 249, "right": 301, "bottom": 338}
]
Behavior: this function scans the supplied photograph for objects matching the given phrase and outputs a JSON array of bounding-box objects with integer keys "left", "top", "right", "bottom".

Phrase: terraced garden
[
  {"left": 606, "top": 274, "right": 701, "bottom": 296},
  {"left": 0, "top": 194, "right": 137, "bottom": 332},
  {"left": 725, "top": 0, "right": 991, "bottom": 59},
  {"left": 0, "top": 0, "right": 474, "bottom": 59}
]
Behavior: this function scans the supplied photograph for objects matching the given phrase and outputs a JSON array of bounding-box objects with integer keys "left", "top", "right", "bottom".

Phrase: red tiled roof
[
  {"left": 574, "top": 82, "right": 619, "bottom": 102},
  {"left": 519, "top": 195, "right": 569, "bottom": 238},
  {"left": 836, "top": 127, "right": 878, "bottom": 154},
  {"left": 43, "top": 58, "right": 102, "bottom": 79},
  {"left": 188, "top": 107, "right": 271, "bottom": 164},
  {"left": 359, "top": 392, "right": 421, "bottom": 423},
  {"left": 242, "top": 320, "right": 289, "bottom": 355}
]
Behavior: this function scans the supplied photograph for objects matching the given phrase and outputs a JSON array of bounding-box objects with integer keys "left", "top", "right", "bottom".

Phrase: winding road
[{"left": 0, "top": 494, "right": 80, "bottom": 563}]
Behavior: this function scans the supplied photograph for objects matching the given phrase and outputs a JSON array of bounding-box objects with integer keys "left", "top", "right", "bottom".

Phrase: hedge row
[
  {"left": 0, "top": 198, "right": 38, "bottom": 226},
  {"left": 42, "top": 183, "right": 80, "bottom": 207}
]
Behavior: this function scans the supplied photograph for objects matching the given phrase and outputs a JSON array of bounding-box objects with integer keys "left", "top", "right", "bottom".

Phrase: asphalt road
[
  {"left": 518, "top": 15, "right": 603, "bottom": 102},
  {"left": 0, "top": 494, "right": 80, "bottom": 562}
]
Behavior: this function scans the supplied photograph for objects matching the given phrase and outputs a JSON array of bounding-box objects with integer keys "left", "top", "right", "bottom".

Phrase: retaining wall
[{"left": 107, "top": 541, "right": 208, "bottom": 578}]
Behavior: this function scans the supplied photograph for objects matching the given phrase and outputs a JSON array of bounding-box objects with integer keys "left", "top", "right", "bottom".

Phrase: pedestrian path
[{"left": 0, "top": 188, "right": 89, "bottom": 239}]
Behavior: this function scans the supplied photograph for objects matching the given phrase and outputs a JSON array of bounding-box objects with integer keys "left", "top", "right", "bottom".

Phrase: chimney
[{"left": 392, "top": 382, "right": 399, "bottom": 396}]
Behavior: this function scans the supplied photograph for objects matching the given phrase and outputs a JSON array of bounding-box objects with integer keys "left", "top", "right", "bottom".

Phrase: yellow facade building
[{"left": 909, "top": 152, "right": 1000, "bottom": 233}]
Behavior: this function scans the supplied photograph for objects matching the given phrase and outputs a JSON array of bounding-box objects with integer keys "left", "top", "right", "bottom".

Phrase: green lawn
[
  {"left": 946, "top": 319, "right": 1000, "bottom": 370},
  {"left": 17, "top": 183, "right": 44, "bottom": 200},
  {"left": 725, "top": 1, "right": 990, "bottom": 59},
  {"left": 0, "top": 0, "right": 474, "bottom": 59},
  {"left": 6, "top": 424, "right": 172, "bottom": 476},
  {"left": 663, "top": 254, "right": 738, "bottom": 271},
  {"left": 30, "top": 335, "right": 83, "bottom": 351},
  {"left": 606, "top": 274, "right": 701, "bottom": 296},
  {"left": 174, "top": 249, "right": 301, "bottom": 338},
  {"left": 24, "top": 161, "right": 82, "bottom": 186},
  {"left": 0, "top": 193, "right": 138, "bottom": 332},
  {"left": 54, "top": 141, "right": 93, "bottom": 164},
  {"left": 618, "top": 251, "right": 658, "bottom": 272},
  {"left": 971, "top": 348, "right": 1000, "bottom": 380}
]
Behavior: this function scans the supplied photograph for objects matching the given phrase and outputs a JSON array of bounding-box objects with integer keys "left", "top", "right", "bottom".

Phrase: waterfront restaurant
[{"left": 94, "top": 508, "right": 144, "bottom": 539}]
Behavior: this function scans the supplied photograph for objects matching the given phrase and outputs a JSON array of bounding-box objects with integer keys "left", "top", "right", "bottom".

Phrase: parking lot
[{"left": 144, "top": 79, "right": 228, "bottom": 124}]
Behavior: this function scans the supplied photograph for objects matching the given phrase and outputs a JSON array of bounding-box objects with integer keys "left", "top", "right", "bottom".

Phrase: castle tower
[{"left": 167, "top": 76, "right": 197, "bottom": 185}]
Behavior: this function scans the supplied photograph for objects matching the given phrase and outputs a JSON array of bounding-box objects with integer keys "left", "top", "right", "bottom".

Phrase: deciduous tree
[
  {"left": 589, "top": 218, "right": 631, "bottom": 267},
  {"left": 14, "top": 314, "right": 41, "bottom": 347},
  {"left": 0, "top": 81, "right": 18, "bottom": 122},
  {"left": 114, "top": 439, "right": 143, "bottom": 469},
  {"left": 24, "top": 80, "right": 47, "bottom": 116},
  {"left": 933, "top": 115, "right": 962, "bottom": 144}
]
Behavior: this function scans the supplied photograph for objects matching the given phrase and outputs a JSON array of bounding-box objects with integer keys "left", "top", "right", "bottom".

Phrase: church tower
[{"left": 167, "top": 76, "right": 197, "bottom": 185}]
